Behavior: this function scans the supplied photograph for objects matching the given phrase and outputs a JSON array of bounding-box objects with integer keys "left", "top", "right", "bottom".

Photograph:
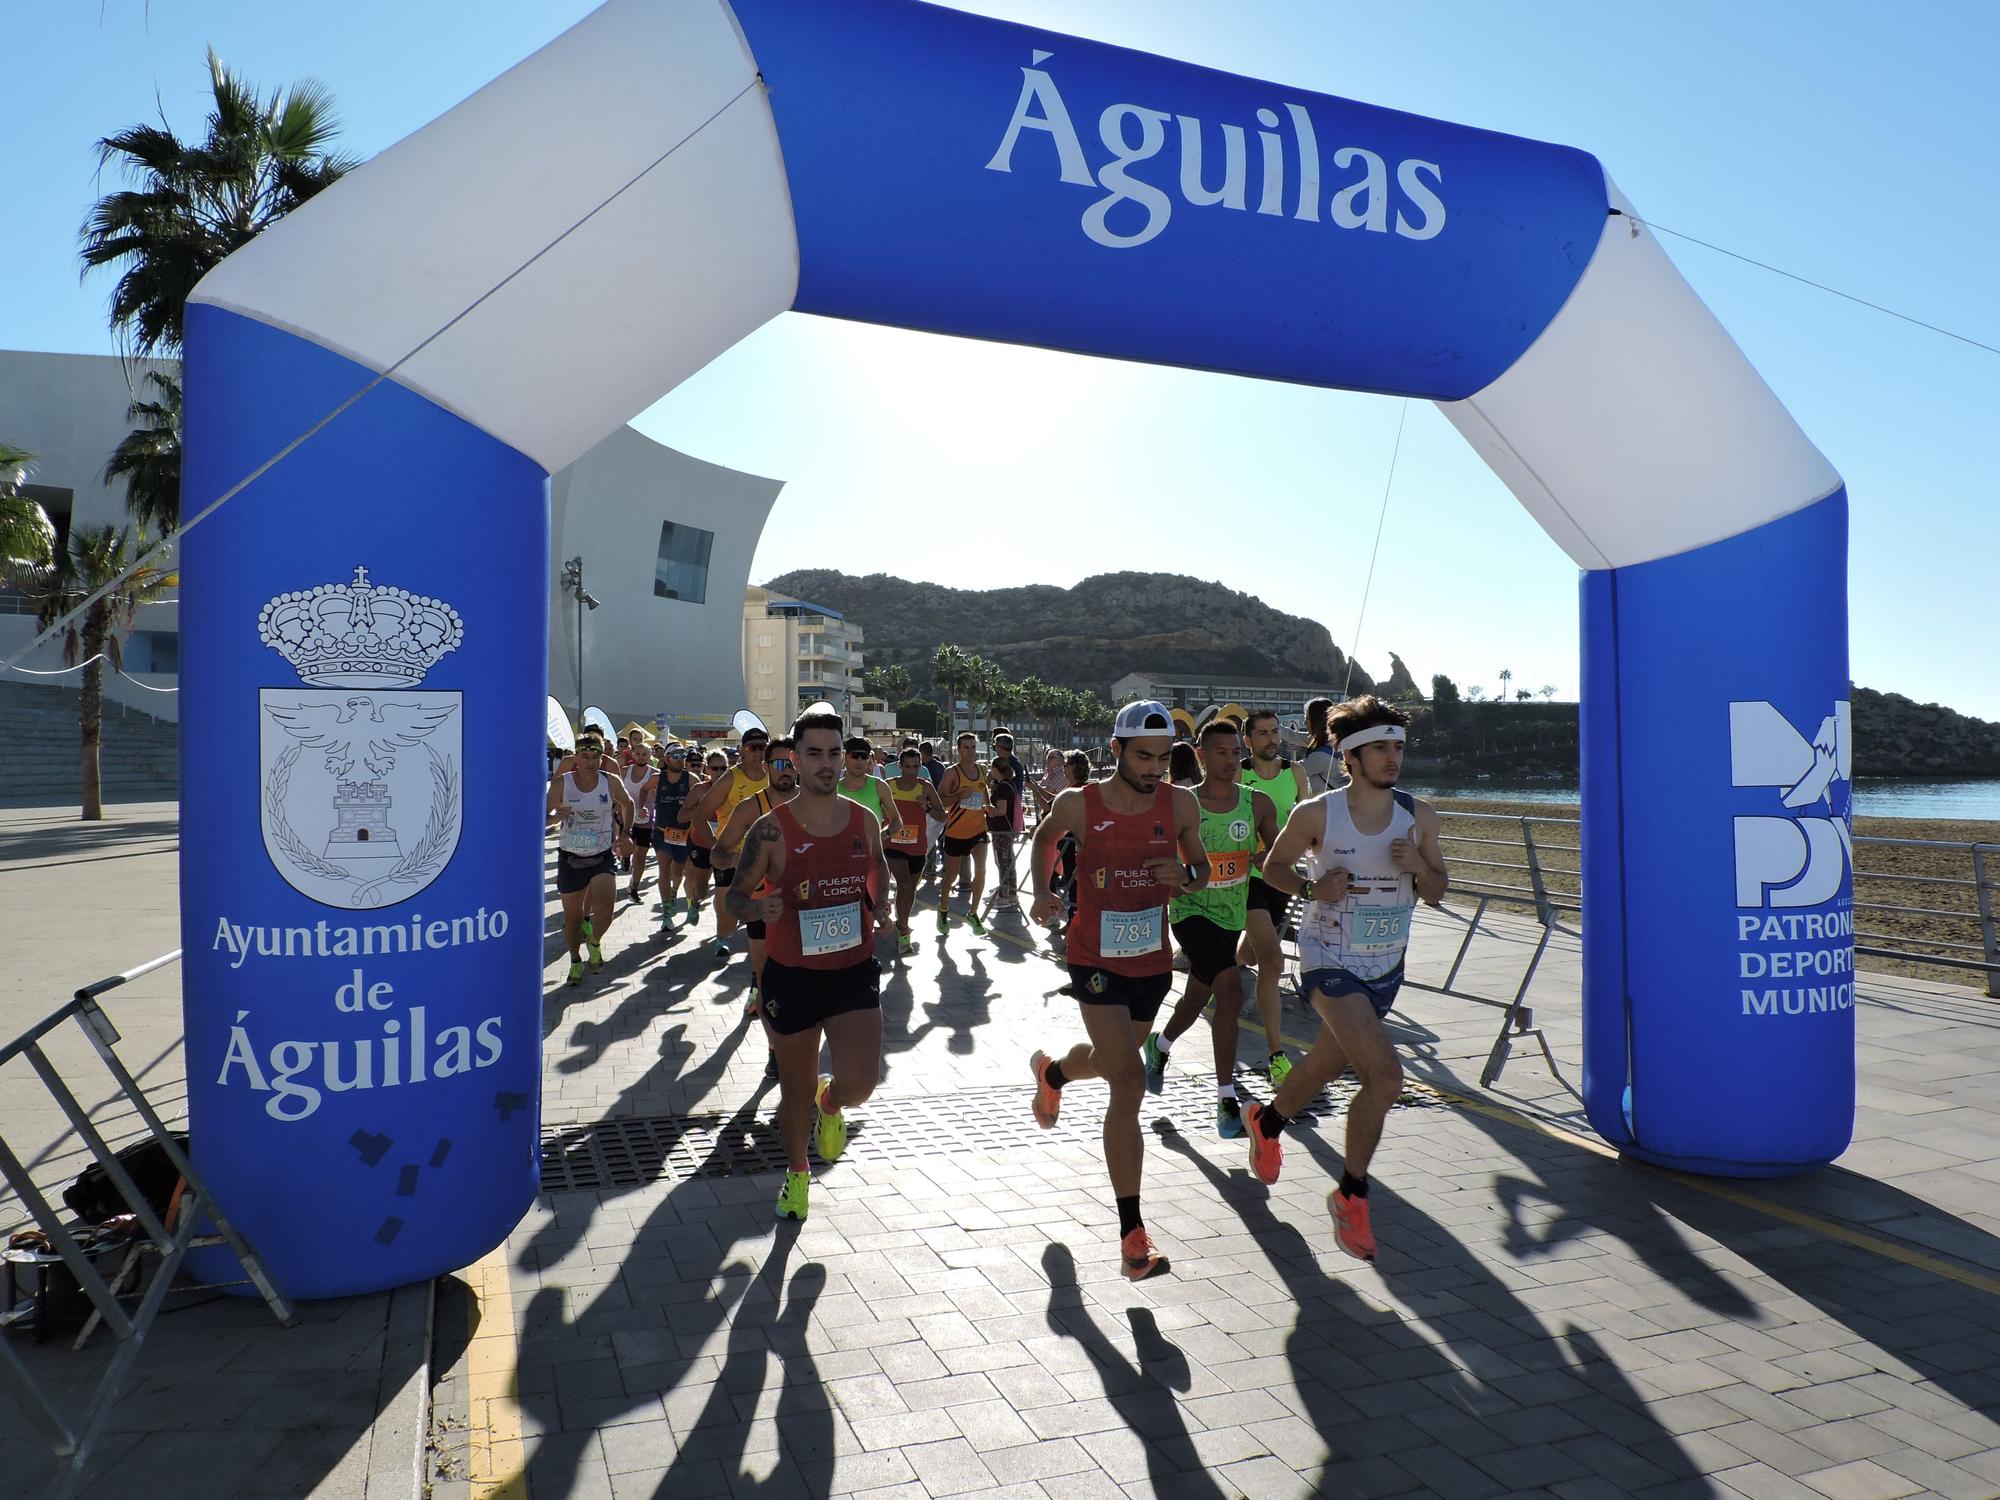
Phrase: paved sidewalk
[
  {"left": 0, "top": 801, "right": 424, "bottom": 1499},
  {"left": 429, "top": 874, "right": 2000, "bottom": 1500}
]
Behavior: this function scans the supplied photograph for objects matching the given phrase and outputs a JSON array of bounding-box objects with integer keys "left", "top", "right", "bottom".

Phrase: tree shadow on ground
[{"left": 1157, "top": 1120, "right": 1711, "bottom": 1494}]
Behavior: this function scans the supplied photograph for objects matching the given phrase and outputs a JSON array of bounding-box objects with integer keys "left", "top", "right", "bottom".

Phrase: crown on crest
[{"left": 259, "top": 566, "right": 463, "bottom": 687}]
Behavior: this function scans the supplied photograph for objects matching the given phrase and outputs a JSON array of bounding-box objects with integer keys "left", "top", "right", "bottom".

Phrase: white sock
[
  {"left": 1218, "top": 1083, "right": 1236, "bottom": 1101},
  {"left": 1155, "top": 1032, "right": 1173, "bottom": 1056}
]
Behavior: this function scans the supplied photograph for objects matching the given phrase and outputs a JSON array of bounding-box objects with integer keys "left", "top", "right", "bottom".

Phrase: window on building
[
  {"left": 757, "top": 661, "right": 772, "bottom": 675},
  {"left": 124, "top": 631, "right": 179, "bottom": 675},
  {"left": 653, "top": 521, "right": 714, "bottom": 603},
  {"left": 757, "top": 633, "right": 772, "bottom": 648}
]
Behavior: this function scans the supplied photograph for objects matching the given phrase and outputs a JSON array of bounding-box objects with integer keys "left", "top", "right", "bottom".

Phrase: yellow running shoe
[
  {"left": 774, "top": 1170, "right": 810, "bottom": 1221},
  {"left": 1266, "top": 1051, "right": 1292, "bottom": 1088},
  {"left": 814, "top": 1075, "right": 847, "bottom": 1162},
  {"left": 586, "top": 942, "right": 604, "bottom": 973}
]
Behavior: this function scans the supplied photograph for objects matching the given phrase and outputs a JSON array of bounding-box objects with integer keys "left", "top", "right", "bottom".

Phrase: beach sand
[{"left": 1426, "top": 794, "right": 1999, "bottom": 992}]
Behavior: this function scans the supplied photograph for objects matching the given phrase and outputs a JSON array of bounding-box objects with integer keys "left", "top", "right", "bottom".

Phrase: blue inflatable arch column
[{"left": 182, "top": 0, "right": 1851, "bottom": 1297}]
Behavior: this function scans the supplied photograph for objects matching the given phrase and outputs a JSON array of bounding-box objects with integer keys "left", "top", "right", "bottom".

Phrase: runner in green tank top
[
  {"left": 836, "top": 734, "right": 902, "bottom": 844},
  {"left": 1236, "top": 709, "right": 1310, "bottom": 1088},
  {"left": 1144, "top": 720, "right": 1279, "bottom": 1138}
]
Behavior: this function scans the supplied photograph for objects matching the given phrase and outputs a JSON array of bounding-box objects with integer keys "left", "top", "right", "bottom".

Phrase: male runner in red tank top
[
  {"left": 726, "top": 710, "right": 892, "bottom": 1223},
  {"left": 1026, "top": 700, "right": 1210, "bottom": 1279}
]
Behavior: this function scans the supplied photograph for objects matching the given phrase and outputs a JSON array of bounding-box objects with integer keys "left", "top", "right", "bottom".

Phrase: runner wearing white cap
[
  {"left": 1026, "top": 699, "right": 1210, "bottom": 1281},
  {"left": 1237, "top": 695, "right": 1449, "bottom": 1263}
]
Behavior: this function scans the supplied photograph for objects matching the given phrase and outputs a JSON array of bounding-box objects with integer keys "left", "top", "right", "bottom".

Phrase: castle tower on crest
[{"left": 326, "top": 779, "right": 405, "bottom": 861}]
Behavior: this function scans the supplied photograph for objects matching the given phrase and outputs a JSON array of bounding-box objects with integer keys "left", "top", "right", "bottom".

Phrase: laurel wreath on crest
[
  {"left": 389, "top": 752, "right": 459, "bottom": 885},
  {"left": 266, "top": 744, "right": 353, "bottom": 879}
]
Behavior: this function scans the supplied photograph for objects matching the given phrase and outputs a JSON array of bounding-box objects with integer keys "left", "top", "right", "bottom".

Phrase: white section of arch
[
  {"left": 188, "top": 0, "right": 799, "bottom": 475},
  {"left": 1440, "top": 180, "right": 1841, "bottom": 571}
]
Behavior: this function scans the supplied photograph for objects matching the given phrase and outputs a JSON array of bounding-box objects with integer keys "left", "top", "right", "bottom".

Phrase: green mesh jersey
[{"left": 1170, "top": 784, "right": 1258, "bottom": 931}]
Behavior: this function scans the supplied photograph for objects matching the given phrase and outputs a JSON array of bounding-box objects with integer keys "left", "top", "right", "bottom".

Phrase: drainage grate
[{"left": 539, "top": 1072, "right": 1438, "bottom": 1193}]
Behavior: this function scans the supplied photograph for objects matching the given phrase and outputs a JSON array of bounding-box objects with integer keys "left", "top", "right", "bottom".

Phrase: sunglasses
[{"left": 769, "top": 757, "right": 795, "bottom": 770}]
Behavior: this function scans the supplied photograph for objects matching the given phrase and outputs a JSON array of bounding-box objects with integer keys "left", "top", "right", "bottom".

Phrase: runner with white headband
[{"left": 1235, "top": 695, "right": 1449, "bottom": 1263}]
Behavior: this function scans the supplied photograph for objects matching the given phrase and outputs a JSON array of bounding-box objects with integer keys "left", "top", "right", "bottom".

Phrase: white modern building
[
  {"left": 551, "top": 425, "right": 782, "bottom": 737},
  {"left": 742, "top": 586, "right": 865, "bottom": 724},
  {"left": 1, "top": 349, "right": 783, "bottom": 732},
  {"left": 0, "top": 350, "right": 183, "bottom": 715}
]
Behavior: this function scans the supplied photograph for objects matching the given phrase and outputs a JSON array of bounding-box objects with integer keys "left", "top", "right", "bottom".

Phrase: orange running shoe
[
  {"left": 1329, "top": 1187, "right": 1377, "bottom": 1262},
  {"left": 1029, "top": 1050, "right": 1061, "bottom": 1129},
  {"left": 1240, "top": 1102, "right": 1284, "bottom": 1185},
  {"left": 1120, "top": 1226, "right": 1170, "bottom": 1281}
]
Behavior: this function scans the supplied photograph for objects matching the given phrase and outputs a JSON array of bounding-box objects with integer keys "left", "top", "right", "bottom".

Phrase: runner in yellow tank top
[
  {"left": 937, "top": 731, "right": 991, "bottom": 937},
  {"left": 1238, "top": 708, "right": 1310, "bottom": 1087},
  {"left": 683, "top": 726, "right": 771, "bottom": 963}
]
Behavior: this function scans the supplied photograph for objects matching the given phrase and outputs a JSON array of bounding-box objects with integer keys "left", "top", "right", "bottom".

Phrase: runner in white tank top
[
  {"left": 1298, "top": 787, "right": 1418, "bottom": 984},
  {"left": 1222, "top": 701, "right": 1450, "bottom": 1266},
  {"left": 621, "top": 758, "right": 658, "bottom": 901},
  {"left": 546, "top": 737, "right": 634, "bottom": 986}
]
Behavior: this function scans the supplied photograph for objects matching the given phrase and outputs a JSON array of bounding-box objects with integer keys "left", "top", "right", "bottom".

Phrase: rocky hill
[
  {"left": 762, "top": 569, "right": 1378, "bottom": 698},
  {"left": 1852, "top": 687, "right": 2000, "bottom": 777}
]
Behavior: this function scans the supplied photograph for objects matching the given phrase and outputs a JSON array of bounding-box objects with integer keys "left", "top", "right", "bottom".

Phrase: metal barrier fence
[
  {"left": 0, "top": 951, "right": 293, "bottom": 1500},
  {"left": 1431, "top": 809, "right": 2000, "bottom": 1000}
]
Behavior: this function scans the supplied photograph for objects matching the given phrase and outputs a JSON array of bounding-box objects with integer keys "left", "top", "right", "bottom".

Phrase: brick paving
[{"left": 427, "top": 873, "right": 2000, "bottom": 1499}]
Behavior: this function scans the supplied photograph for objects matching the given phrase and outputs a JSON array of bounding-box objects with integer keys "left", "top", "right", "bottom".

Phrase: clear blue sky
[{"left": 10, "top": 1, "right": 1998, "bottom": 716}]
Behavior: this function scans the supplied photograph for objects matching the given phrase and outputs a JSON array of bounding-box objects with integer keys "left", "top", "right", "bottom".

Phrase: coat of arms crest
[{"left": 257, "top": 566, "right": 464, "bottom": 909}]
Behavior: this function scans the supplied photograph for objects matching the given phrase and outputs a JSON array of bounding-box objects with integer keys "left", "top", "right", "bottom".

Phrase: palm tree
[
  {"left": 863, "top": 663, "right": 911, "bottom": 703},
  {"left": 1497, "top": 668, "right": 1513, "bottom": 703},
  {"left": 1074, "top": 692, "right": 1113, "bottom": 734},
  {"left": 8, "top": 525, "right": 177, "bottom": 820},
  {"left": 931, "top": 643, "right": 972, "bottom": 729},
  {"left": 1, "top": 444, "right": 56, "bottom": 568},
  {"left": 80, "top": 48, "right": 358, "bottom": 363},
  {"left": 102, "top": 371, "right": 183, "bottom": 534},
  {"left": 80, "top": 49, "right": 354, "bottom": 537}
]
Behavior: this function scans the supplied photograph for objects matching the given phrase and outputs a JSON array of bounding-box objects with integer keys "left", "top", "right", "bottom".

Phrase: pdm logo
[{"left": 1729, "top": 701, "right": 1853, "bottom": 909}]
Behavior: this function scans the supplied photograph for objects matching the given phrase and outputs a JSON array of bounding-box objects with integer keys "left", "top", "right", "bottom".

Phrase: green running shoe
[
  {"left": 1267, "top": 1051, "right": 1292, "bottom": 1088},
  {"left": 1141, "top": 1034, "right": 1167, "bottom": 1095},
  {"left": 936, "top": 908, "right": 950, "bottom": 934},
  {"left": 967, "top": 912, "right": 987, "bottom": 937},
  {"left": 897, "top": 932, "right": 916, "bottom": 956},
  {"left": 814, "top": 1075, "right": 848, "bottom": 1163},
  {"left": 1217, "top": 1099, "right": 1245, "bottom": 1139},
  {"left": 774, "top": 1170, "right": 810, "bottom": 1221},
  {"left": 566, "top": 960, "right": 584, "bottom": 986},
  {"left": 688, "top": 899, "right": 703, "bottom": 919},
  {"left": 581, "top": 917, "right": 594, "bottom": 942},
  {"left": 587, "top": 942, "right": 604, "bottom": 973}
]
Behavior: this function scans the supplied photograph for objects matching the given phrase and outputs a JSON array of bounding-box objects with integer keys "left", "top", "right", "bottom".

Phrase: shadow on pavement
[
  {"left": 1040, "top": 1241, "right": 1229, "bottom": 1500},
  {"left": 1158, "top": 1120, "right": 1711, "bottom": 1494},
  {"left": 1450, "top": 1099, "right": 2000, "bottom": 1445}
]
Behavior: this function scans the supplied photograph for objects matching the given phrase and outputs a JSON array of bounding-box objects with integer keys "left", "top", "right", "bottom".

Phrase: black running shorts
[
  {"left": 761, "top": 956, "right": 883, "bottom": 1036},
  {"left": 556, "top": 852, "right": 616, "bottom": 895},
  {"left": 942, "top": 832, "right": 989, "bottom": 857},
  {"left": 1066, "top": 966, "right": 1173, "bottom": 1024},
  {"left": 1245, "top": 875, "right": 1292, "bottom": 924},
  {"left": 1170, "top": 915, "right": 1242, "bottom": 987}
]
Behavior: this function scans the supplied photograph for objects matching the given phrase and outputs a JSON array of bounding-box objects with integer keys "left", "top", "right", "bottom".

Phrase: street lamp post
[{"left": 560, "top": 556, "right": 600, "bottom": 721}]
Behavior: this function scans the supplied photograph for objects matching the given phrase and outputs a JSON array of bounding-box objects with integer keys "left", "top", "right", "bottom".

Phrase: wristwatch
[{"left": 1301, "top": 877, "right": 1317, "bottom": 902}]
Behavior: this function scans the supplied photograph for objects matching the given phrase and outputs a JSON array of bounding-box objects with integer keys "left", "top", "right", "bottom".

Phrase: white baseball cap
[{"left": 1112, "top": 700, "right": 1175, "bottom": 737}]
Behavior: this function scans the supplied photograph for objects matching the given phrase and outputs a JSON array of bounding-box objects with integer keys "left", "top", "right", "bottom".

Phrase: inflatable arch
[{"left": 181, "top": 0, "right": 1852, "bottom": 1297}]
